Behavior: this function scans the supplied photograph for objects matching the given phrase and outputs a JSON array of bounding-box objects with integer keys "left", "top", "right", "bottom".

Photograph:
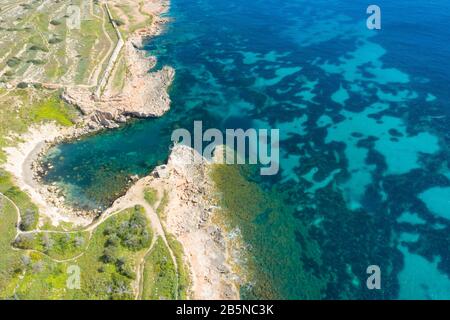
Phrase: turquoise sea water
[{"left": 43, "top": 0, "right": 450, "bottom": 299}]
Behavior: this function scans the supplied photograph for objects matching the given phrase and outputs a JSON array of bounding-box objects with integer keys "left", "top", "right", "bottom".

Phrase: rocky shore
[
  {"left": 3, "top": 124, "right": 96, "bottom": 226},
  {"left": 111, "top": 144, "right": 243, "bottom": 299},
  {"left": 62, "top": 1, "right": 174, "bottom": 130},
  {"left": 4, "top": 0, "right": 174, "bottom": 224}
]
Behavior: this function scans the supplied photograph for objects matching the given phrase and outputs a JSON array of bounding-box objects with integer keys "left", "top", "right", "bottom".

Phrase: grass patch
[
  {"left": 142, "top": 237, "right": 177, "bottom": 300},
  {"left": 0, "top": 204, "right": 156, "bottom": 299},
  {"left": 110, "top": 54, "right": 127, "bottom": 93},
  {"left": 0, "top": 196, "right": 24, "bottom": 298},
  {"left": 167, "top": 234, "right": 191, "bottom": 299},
  {"left": 70, "top": 206, "right": 152, "bottom": 299},
  {"left": 13, "top": 252, "right": 69, "bottom": 300},
  {"left": 30, "top": 94, "right": 76, "bottom": 126},
  {"left": 0, "top": 171, "right": 39, "bottom": 231},
  {"left": 144, "top": 188, "right": 158, "bottom": 208},
  {"left": 156, "top": 190, "right": 169, "bottom": 220}
]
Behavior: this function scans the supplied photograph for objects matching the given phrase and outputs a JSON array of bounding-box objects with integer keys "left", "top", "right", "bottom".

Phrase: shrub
[
  {"left": 48, "top": 37, "right": 63, "bottom": 44},
  {"left": 50, "top": 19, "right": 62, "bottom": 26},
  {"left": 29, "top": 45, "right": 49, "bottom": 52},
  {"left": 74, "top": 236, "right": 85, "bottom": 247},
  {"left": 17, "top": 82, "right": 29, "bottom": 89},
  {"left": 116, "top": 258, "right": 135, "bottom": 279},
  {"left": 13, "top": 233, "right": 35, "bottom": 249},
  {"left": 104, "top": 209, "right": 151, "bottom": 251},
  {"left": 27, "top": 59, "right": 45, "bottom": 65},
  {"left": 101, "top": 246, "right": 117, "bottom": 264},
  {"left": 42, "top": 233, "right": 54, "bottom": 252},
  {"left": 32, "top": 261, "right": 44, "bottom": 274},
  {"left": 6, "top": 57, "right": 21, "bottom": 68},
  {"left": 112, "top": 19, "right": 125, "bottom": 27},
  {"left": 19, "top": 208, "right": 37, "bottom": 230}
]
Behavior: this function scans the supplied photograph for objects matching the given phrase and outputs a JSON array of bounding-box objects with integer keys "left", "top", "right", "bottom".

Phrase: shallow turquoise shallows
[{"left": 43, "top": 0, "right": 450, "bottom": 299}]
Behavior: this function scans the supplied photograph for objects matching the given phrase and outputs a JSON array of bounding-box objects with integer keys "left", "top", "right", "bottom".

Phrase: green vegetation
[
  {"left": 71, "top": 206, "right": 152, "bottom": 299},
  {"left": 0, "top": 201, "right": 164, "bottom": 299},
  {"left": 156, "top": 190, "right": 169, "bottom": 220},
  {"left": 6, "top": 57, "right": 21, "bottom": 68},
  {"left": 17, "top": 82, "right": 29, "bottom": 89},
  {"left": 167, "top": 234, "right": 191, "bottom": 299},
  {"left": 144, "top": 188, "right": 190, "bottom": 299},
  {"left": 1, "top": 184, "right": 65, "bottom": 300},
  {"left": 34, "top": 13, "right": 49, "bottom": 33},
  {"left": 142, "top": 237, "right": 178, "bottom": 300},
  {"left": 13, "top": 231, "right": 89, "bottom": 261},
  {"left": 29, "top": 45, "right": 49, "bottom": 52},
  {"left": 48, "top": 36, "right": 63, "bottom": 44},
  {"left": 0, "top": 196, "right": 24, "bottom": 298},
  {"left": 20, "top": 4, "right": 32, "bottom": 10},
  {"left": 50, "top": 19, "right": 62, "bottom": 26},
  {"left": 27, "top": 59, "right": 46, "bottom": 65},
  {"left": 0, "top": 172, "right": 39, "bottom": 231},
  {"left": 103, "top": 206, "right": 151, "bottom": 252},
  {"left": 30, "top": 94, "right": 76, "bottom": 127},
  {"left": 74, "top": 19, "right": 102, "bottom": 83},
  {"left": 112, "top": 19, "right": 125, "bottom": 27},
  {"left": 144, "top": 188, "right": 158, "bottom": 207},
  {"left": 13, "top": 252, "right": 69, "bottom": 300},
  {"left": 110, "top": 52, "right": 128, "bottom": 93}
]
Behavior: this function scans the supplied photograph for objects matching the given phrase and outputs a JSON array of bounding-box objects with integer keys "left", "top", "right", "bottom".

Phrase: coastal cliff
[
  {"left": 62, "top": 0, "right": 175, "bottom": 129},
  {"left": 108, "top": 145, "right": 242, "bottom": 299}
]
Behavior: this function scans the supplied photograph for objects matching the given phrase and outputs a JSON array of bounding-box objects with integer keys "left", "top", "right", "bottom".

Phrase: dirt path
[
  {"left": 1, "top": 183, "right": 180, "bottom": 299},
  {"left": 1, "top": 191, "right": 93, "bottom": 263},
  {"left": 94, "top": 2, "right": 125, "bottom": 99},
  {"left": 0, "top": 192, "right": 21, "bottom": 235},
  {"left": 135, "top": 197, "right": 179, "bottom": 300}
]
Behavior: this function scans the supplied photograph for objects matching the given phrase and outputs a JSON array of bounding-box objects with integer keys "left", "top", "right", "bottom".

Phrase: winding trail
[
  {"left": 134, "top": 196, "right": 179, "bottom": 300},
  {"left": 1, "top": 183, "right": 180, "bottom": 299},
  {"left": 0, "top": 192, "right": 21, "bottom": 235},
  {"left": 99, "top": 183, "right": 180, "bottom": 299}
]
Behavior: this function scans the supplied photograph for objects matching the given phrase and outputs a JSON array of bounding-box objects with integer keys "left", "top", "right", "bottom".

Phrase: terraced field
[{"left": 0, "top": 0, "right": 118, "bottom": 86}]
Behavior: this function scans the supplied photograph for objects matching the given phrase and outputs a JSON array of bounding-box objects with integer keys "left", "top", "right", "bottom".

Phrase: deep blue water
[{"left": 43, "top": 0, "right": 450, "bottom": 299}]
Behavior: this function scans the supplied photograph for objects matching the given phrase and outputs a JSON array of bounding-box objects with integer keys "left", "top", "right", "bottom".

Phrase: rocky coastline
[{"left": 11, "top": 0, "right": 175, "bottom": 221}]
